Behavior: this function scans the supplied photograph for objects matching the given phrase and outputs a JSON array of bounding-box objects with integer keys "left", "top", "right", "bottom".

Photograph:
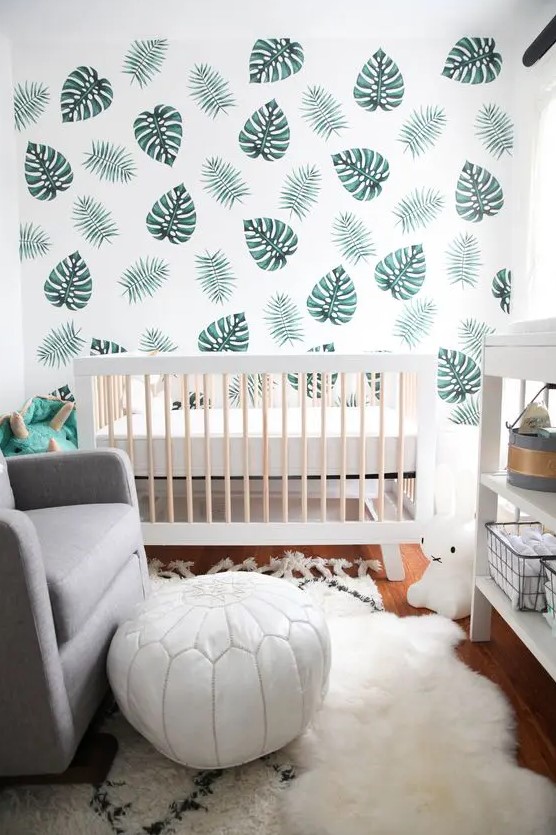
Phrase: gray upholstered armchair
[{"left": 0, "top": 447, "right": 149, "bottom": 779}]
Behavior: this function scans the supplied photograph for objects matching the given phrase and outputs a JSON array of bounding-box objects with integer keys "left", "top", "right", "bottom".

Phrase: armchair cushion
[
  {"left": 0, "top": 450, "right": 14, "bottom": 509},
  {"left": 25, "top": 503, "right": 141, "bottom": 644}
]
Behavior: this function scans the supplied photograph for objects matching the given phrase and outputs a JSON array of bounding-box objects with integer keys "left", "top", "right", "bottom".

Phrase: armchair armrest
[
  {"left": 0, "top": 509, "right": 74, "bottom": 774},
  {"left": 7, "top": 448, "right": 138, "bottom": 511}
]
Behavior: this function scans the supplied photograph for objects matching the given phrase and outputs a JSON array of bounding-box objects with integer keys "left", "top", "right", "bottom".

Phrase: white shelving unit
[{"left": 470, "top": 330, "right": 556, "bottom": 683}]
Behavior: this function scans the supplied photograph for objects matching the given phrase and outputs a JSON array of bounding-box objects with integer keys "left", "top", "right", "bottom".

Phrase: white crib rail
[{"left": 74, "top": 353, "right": 436, "bottom": 563}]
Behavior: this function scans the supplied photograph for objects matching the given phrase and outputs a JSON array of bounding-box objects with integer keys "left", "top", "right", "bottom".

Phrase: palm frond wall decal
[
  {"left": 119, "top": 257, "right": 170, "bottom": 304},
  {"left": 83, "top": 140, "right": 136, "bottom": 183},
  {"left": 475, "top": 104, "right": 514, "bottom": 159},
  {"left": 458, "top": 318, "right": 495, "bottom": 361},
  {"left": 449, "top": 396, "right": 480, "bottom": 426},
  {"left": 13, "top": 81, "right": 49, "bottom": 131},
  {"left": 393, "top": 187, "right": 444, "bottom": 233},
  {"left": 73, "top": 196, "right": 118, "bottom": 247},
  {"left": 264, "top": 293, "right": 304, "bottom": 347},
  {"left": 201, "top": 157, "right": 249, "bottom": 208},
  {"left": 228, "top": 374, "right": 266, "bottom": 407},
  {"left": 446, "top": 232, "right": 481, "bottom": 287},
  {"left": 279, "top": 164, "right": 321, "bottom": 220},
  {"left": 37, "top": 321, "right": 85, "bottom": 368},
  {"left": 122, "top": 39, "right": 168, "bottom": 88},
  {"left": 139, "top": 328, "right": 178, "bottom": 353},
  {"left": 188, "top": 64, "right": 235, "bottom": 118},
  {"left": 393, "top": 298, "right": 438, "bottom": 348},
  {"left": 331, "top": 212, "right": 375, "bottom": 264},
  {"left": 19, "top": 222, "right": 51, "bottom": 261},
  {"left": 195, "top": 250, "right": 237, "bottom": 304},
  {"left": 300, "top": 85, "right": 348, "bottom": 140},
  {"left": 398, "top": 105, "right": 446, "bottom": 158}
]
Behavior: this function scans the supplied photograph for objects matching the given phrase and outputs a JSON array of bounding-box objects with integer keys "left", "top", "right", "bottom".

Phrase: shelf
[
  {"left": 480, "top": 472, "right": 556, "bottom": 532},
  {"left": 475, "top": 576, "right": 556, "bottom": 682}
]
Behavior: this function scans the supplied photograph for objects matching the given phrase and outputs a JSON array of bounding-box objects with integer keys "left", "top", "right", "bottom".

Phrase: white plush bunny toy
[{"left": 407, "top": 465, "right": 476, "bottom": 620}]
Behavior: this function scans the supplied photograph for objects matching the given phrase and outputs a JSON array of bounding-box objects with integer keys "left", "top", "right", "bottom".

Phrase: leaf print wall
[{"left": 13, "top": 33, "right": 515, "bottom": 426}]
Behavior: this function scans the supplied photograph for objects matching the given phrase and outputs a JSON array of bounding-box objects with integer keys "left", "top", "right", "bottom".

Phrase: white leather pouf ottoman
[{"left": 107, "top": 572, "right": 331, "bottom": 769}]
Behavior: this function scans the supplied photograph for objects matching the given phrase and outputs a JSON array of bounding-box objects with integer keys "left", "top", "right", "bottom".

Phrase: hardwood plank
[{"left": 146, "top": 543, "right": 556, "bottom": 782}]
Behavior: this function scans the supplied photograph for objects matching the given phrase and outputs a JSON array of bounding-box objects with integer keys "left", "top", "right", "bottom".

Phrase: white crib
[{"left": 74, "top": 352, "right": 437, "bottom": 580}]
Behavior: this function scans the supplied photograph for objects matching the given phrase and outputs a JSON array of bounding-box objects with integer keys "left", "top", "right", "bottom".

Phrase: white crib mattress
[{"left": 96, "top": 405, "right": 417, "bottom": 479}]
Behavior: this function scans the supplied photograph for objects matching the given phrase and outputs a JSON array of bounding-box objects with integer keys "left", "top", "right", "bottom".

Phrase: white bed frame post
[{"left": 74, "top": 370, "right": 97, "bottom": 450}]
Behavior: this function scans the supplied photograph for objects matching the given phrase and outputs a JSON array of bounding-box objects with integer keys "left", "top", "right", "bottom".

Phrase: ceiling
[{"left": 0, "top": 0, "right": 552, "bottom": 41}]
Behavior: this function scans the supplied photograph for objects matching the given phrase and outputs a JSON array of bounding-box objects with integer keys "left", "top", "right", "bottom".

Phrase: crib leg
[{"left": 380, "top": 544, "right": 405, "bottom": 581}]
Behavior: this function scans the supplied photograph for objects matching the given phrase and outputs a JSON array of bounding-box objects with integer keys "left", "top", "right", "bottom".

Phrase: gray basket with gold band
[{"left": 507, "top": 383, "right": 556, "bottom": 492}]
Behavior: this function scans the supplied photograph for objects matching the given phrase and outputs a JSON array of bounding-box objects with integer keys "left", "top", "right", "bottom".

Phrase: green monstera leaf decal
[
  {"left": 13, "top": 81, "right": 49, "bottom": 131},
  {"left": 437, "top": 348, "right": 481, "bottom": 404},
  {"left": 456, "top": 161, "right": 504, "bottom": 222},
  {"left": 393, "top": 187, "right": 444, "bottom": 234},
  {"left": 354, "top": 48, "right": 404, "bottom": 112},
  {"left": 249, "top": 38, "right": 304, "bottom": 83},
  {"left": 492, "top": 268, "right": 511, "bottom": 314},
  {"left": 279, "top": 164, "right": 321, "bottom": 221},
  {"left": 25, "top": 142, "right": 73, "bottom": 201},
  {"left": 134, "top": 105, "right": 182, "bottom": 167},
  {"left": 19, "top": 222, "right": 51, "bottom": 261},
  {"left": 307, "top": 265, "right": 357, "bottom": 325},
  {"left": 398, "top": 105, "right": 446, "bottom": 158},
  {"left": 446, "top": 232, "right": 481, "bottom": 287},
  {"left": 300, "top": 85, "right": 348, "bottom": 140},
  {"left": 37, "top": 321, "right": 85, "bottom": 368},
  {"left": 332, "top": 148, "right": 390, "bottom": 201},
  {"left": 332, "top": 212, "right": 374, "bottom": 265},
  {"left": 239, "top": 99, "right": 290, "bottom": 161},
  {"left": 243, "top": 217, "right": 298, "bottom": 271},
  {"left": 375, "top": 245, "right": 426, "bottom": 300},
  {"left": 198, "top": 312, "right": 250, "bottom": 352},
  {"left": 122, "top": 39, "right": 168, "bottom": 88},
  {"left": 61, "top": 66, "right": 113, "bottom": 122},
  {"left": 44, "top": 251, "right": 92, "bottom": 310},
  {"left": 475, "top": 104, "right": 514, "bottom": 160},
  {"left": 393, "top": 297, "right": 437, "bottom": 349},
  {"left": 90, "top": 338, "right": 127, "bottom": 355},
  {"left": 442, "top": 37, "right": 502, "bottom": 84},
  {"left": 288, "top": 343, "right": 337, "bottom": 399},
  {"left": 146, "top": 184, "right": 196, "bottom": 244}
]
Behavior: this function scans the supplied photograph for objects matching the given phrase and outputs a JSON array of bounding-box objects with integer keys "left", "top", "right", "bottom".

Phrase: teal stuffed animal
[{"left": 0, "top": 396, "right": 78, "bottom": 456}]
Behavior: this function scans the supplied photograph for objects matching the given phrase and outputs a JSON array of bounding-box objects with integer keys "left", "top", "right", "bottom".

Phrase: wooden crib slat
[
  {"left": 182, "top": 374, "right": 193, "bottom": 523},
  {"left": 125, "top": 375, "right": 134, "bottom": 467},
  {"left": 281, "top": 373, "right": 288, "bottom": 523},
  {"left": 340, "top": 372, "right": 347, "bottom": 523},
  {"left": 144, "top": 374, "right": 156, "bottom": 523},
  {"left": 106, "top": 375, "right": 115, "bottom": 448},
  {"left": 242, "top": 373, "right": 250, "bottom": 523},
  {"left": 262, "top": 372, "right": 270, "bottom": 524},
  {"left": 378, "top": 373, "right": 386, "bottom": 522},
  {"left": 321, "top": 372, "right": 327, "bottom": 522},
  {"left": 358, "top": 372, "right": 366, "bottom": 522},
  {"left": 301, "top": 372, "right": 308, "bottom": 523},
  {"left": 397, "top": 373, "right": 406, "bottom": 521},
  {"left": 195, "top": 374, "right": 200, "bottom": 409},
  {"left": 164, "top": 374, "right": 174, "bottom": 523},
  {"left": 203, "top": 374, "right": 212, "bottom": 523},
  {"left": 223, "top": 374, "right": 231, "bottom": 524}
]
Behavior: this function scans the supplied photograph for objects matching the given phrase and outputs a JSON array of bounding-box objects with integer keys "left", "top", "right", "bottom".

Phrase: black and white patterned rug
[{"left": 0, "top": 572, "right": 383, "bottom": 835}]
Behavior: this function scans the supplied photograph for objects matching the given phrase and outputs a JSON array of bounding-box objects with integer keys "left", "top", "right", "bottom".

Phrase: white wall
[{"left": 0, "top": 31, "right": 24, "bottom": 411}]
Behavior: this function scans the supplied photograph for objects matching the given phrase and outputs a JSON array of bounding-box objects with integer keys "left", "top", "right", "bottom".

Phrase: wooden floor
[{"left": 146, "top": 542, "right": 556, "bottom": 783}]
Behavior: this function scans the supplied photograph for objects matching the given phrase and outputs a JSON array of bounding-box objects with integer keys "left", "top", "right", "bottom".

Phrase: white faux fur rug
[{"left": 1, "top": 574, "right": 555, "bottom": 835}]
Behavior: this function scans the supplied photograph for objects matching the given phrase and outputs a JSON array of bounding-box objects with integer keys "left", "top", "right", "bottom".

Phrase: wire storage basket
[
  {"left": 486, "top": 522, "right": 547, "bottom": 612},
  {"left": 541, "top": 556, "right": 556, "bottom": 633}
]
